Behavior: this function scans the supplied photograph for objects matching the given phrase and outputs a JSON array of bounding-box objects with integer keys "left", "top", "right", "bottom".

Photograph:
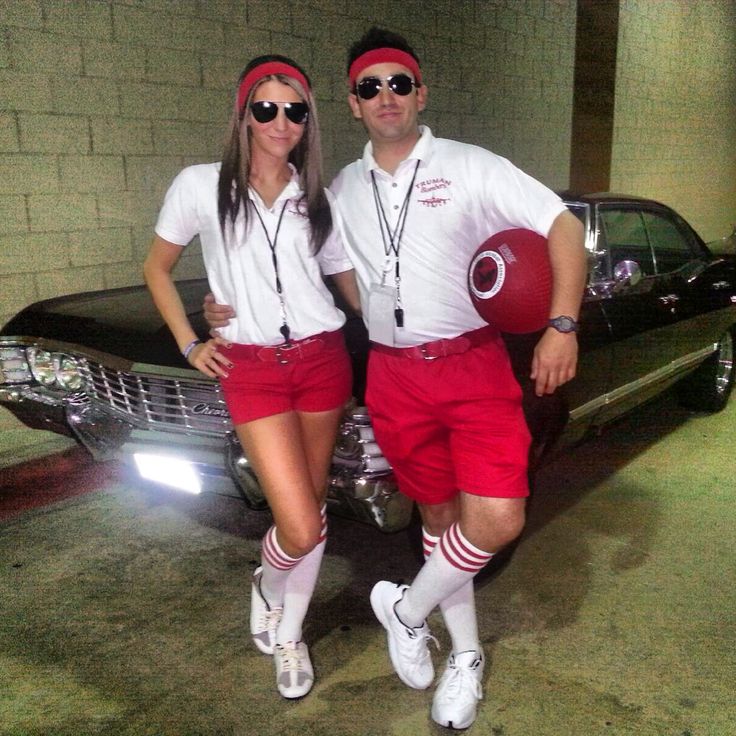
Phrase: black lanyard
[
  {"left": 370, "top": 160, "right": 420, "bottom": 327},
  {"left": 252, "top": 199, "right": 291, "bottom": 344}
]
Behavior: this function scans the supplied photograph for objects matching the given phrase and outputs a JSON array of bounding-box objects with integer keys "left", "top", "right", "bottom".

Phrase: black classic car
[{"left": 2, "top": 194, "right": 734, "bottom": 532}]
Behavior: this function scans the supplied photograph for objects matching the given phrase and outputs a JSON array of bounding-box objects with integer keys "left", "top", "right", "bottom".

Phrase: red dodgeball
[{"left": 468, "top": 228, "right": 552, "bottom": 334}]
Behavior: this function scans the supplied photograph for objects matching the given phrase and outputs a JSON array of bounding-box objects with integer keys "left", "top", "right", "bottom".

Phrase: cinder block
[
  {"left": 8, "top": 29, "right": 82, "bottom": 75},
  {"left": 28, "top": 193, "right": 98, "bottom": 231},
  {"left": 0, "top": 70, "right": 53, "bottom": 113},
  {"left": 19, "top": 114, "right": 90, "bottom": 154},
  {"left": 176, "top": 87, "right": 230, "bottom": 124},
  {"left": 59, "top": 156, "right": 126, "bottom": 193},
  {"left": 119, "top": 82, "right": 179, "bottom": 120},
  {"left": 97, "top": 191, "right": 143, "bottom": 228},
  {"left": 68, "top": 228, "right": 133, "bottom": 267},
  {"left": 145, "top": 48, "right": 201, "bottom": 86},
  {"left": 0, "top": 196, "right": 28, "bottom": 235},
  {"left": 44, "top": 0, "right": 113, "bottom": 39},
  {"left": 103, "top": 261, "right": 146, "bottom": 289},
  {"left": 247, "top": 0, "right": 292, "bottom": 32},
  {"left": 35, "top": 265, "right": 105, "bottom": 300},
  {"left": 0, "top": 114, "right": 19, "bottom": 152},
  {"left": 53, "top": 76, "right": 119, "bottom": 116},
  {"left": 83, "top": 40, "right": 146, "bottom": 80},
  {"left": 0, "top": 0, "right": 43, "bottom": 28},
  {"left": 0, "top": 273, "right": 40, "bottom": 318},
  {"left": 0, "top": 232, "right": 70, "bottom": 276},
  {"left": 0, "top": 154, "right": 59, "bottom": 195},
  {"left": 152, "top": 120, "right": 211, "bottom": 156},
  {"left": 125, "top": 156, "right": 184, "bottom": 194},
  {"left": 91, "top": 118, "right": 153, "bottom": 155}
]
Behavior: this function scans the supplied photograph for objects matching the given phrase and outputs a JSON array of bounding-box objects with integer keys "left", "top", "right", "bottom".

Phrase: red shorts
[
  {"left": 220, "top": 330, "right": 352, "bottom": 425},
  {"left": 366, "top": 335, "right": 531, "bottom": 505}
]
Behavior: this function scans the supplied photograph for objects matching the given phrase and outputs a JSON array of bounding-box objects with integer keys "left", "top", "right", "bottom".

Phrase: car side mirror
[{"left": 613, "top": 259, "right": 643, "bottom": 287}]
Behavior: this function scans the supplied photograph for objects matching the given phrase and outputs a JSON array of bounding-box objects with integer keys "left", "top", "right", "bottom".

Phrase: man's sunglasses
[
  {"left": 249, "top": 101, "right": 309, "bottom": 125},
  {"left": 354, "top": 73, "right": 419, "bottom": 100}
]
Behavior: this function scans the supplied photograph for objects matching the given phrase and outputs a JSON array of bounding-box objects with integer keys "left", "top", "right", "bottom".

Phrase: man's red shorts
[
  {"left": 366, "top": 335, "right": 531, "bottom": 505},
  {"left": 220, "top": 330, "right": 352, "bottom": 425}
]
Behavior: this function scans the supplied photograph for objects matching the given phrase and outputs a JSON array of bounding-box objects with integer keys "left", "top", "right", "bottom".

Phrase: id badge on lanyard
[{"left": 368, "top": 283, "right": 397, "bottom": 346}]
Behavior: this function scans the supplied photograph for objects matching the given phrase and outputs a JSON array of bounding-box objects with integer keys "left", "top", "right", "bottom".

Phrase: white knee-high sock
[
  {"left": 277, "top": 506, "right": 328, "bottom": 645},
  {"left": 422, "top": 529, "right": 480, "bottom": 654},
  {"left": 259, "top": 524, "right": 303, "bottom": 608},
  {"left": 396, "top": 522, "right": 493, "bottom": 629}
]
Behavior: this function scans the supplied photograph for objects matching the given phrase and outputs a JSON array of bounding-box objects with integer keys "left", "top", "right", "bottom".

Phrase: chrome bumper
[{"left": 1, "top": 385, "right": 413, "bottom": 533}]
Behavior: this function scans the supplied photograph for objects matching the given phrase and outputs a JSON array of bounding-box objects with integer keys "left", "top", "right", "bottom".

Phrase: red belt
[
  {"left": 370, "top": 325, "right": 498, "bottom": 360},
  {"left": 224, "top": 330, "right": 343, "bottom": 364}
]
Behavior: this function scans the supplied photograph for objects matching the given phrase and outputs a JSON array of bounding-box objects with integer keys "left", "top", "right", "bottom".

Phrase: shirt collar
[{"left": 360, "top": 125, "right": 434, "bottom": 178}]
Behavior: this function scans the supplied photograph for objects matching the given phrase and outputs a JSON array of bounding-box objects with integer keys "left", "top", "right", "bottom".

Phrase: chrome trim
[{"left": 569, "top": 343, "right": 717, "bottom": 422}]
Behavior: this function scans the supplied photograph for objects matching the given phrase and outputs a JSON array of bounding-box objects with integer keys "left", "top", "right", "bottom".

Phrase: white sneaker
[
  {"left": 274, "top": 641, "right": 314, "bottom": 699},
  {"left": 250, "top": 566, "right": 282, "bottom": 655},
  {"left": 369, "top": 580, "right": 436, "bottom": 690},
  {"left": 431, "top": 650, "right": 484, "bottom": 730}
]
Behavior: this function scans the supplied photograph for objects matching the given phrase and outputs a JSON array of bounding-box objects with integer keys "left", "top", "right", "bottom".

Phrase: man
[{"left": 206, "top": 27, "right": 586, "bottom": 730}]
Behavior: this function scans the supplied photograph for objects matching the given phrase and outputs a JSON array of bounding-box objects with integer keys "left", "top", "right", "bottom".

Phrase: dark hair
[
  {"left": 217, "top": 54, "right": 332, "bottom": 253},
  {"left": 346, "top": 27, "right": 420, "bottom": 74}
]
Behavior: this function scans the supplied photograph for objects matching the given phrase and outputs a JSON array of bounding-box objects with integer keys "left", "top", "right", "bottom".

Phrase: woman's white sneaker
[
  {"left": 274, "top": 641, "right": 314, "bottom": 698},
  {"left": 250, "top": 566, "right": 282, "bottom": 655},
  {"left": 430, "top": 650, "right": 484, "bottom": 730}
]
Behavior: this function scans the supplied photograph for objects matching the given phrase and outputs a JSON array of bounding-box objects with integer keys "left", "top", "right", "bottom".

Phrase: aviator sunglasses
[
  {"left": 249, "top": 100, "right": 309, "bottom": 125},
  {"left": 354, "top": 73, "right": 419, "bottom": 100}
]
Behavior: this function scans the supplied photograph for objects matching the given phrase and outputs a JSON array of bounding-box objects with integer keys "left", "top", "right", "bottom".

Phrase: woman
[{"left": 144, "top": 55, "right": 358, "bottom": 699}]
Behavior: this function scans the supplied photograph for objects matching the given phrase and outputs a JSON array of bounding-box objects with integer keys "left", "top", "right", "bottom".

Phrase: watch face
[{"left": 550, "top": 316, "right": 578, "bottom": 332}]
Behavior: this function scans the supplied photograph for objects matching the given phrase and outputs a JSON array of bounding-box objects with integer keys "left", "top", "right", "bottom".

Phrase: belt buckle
[
  {"left": 420, "top": 343, "right": 441, "bottom": 361},
  {"left": 274, "top": 343, "right": 299, "bottom": 364}
]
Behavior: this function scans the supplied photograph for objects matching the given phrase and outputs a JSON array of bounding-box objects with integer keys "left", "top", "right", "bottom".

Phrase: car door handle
[
  {"left": 711, "top": 280, "right": 731, "bottom": 290},
  {"left": 658, "top": 294, "right": 680, "bottom": 305}
]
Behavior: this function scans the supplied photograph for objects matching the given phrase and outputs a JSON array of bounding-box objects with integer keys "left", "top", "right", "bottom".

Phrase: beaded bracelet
[{"left": 182, "top": 338, "right": 201, "bottom": 360}]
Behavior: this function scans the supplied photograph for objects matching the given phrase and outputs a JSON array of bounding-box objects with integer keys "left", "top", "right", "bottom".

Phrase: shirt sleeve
[
  {"left": 473, "top": 150, "right": 567, "bottom": 237},
  {"left": 317, "top": 194, "right": 354, "bottom": 275},
  {"left": 154, "top": 167, "right": 200, "bottom": 246}
]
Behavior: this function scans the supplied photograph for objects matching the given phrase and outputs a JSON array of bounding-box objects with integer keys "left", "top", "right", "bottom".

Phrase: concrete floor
[{"left": 0, "top": 393, "right": 734, "bottom": 735}]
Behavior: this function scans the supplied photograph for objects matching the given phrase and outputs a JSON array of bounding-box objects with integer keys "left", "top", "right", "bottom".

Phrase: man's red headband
[
  {"left": 237, "top": 62, "right": 310, "bottom": 114},
  {"left": 348, "top": 48, "right": 422, "bottom": 87}
]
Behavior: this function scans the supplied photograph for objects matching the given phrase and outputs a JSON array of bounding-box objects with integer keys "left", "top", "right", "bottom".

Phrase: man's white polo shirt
[
  {"left": 156, "top": 162, "right": 352, "bottom": 346},
  {"left": 328, "top": 126, "right": 567, "bottom": 347}
]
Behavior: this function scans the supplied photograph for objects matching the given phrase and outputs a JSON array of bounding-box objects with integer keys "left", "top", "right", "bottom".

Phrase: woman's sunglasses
[
  {"left": 354, "top": 73, "right": 419, "bottom": 100},
  {"left": 249, "top": 101, "right": 309, "bottom": 125}
]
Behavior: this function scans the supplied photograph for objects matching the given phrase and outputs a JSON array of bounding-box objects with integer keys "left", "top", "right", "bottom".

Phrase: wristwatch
[{"left": 548, "top": 315, "right": 580, "bottom": 333}]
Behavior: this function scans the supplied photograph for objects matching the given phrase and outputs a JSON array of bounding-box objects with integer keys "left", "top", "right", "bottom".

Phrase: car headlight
[
  {"left": 27, "top": 348, "right": 56, "bottom": 386},
  {"left": 54, "top": 353, "right": 83, "bottom": 390},
  {"left": 0, "top": 347, "right": 33, "bottom": 384}
]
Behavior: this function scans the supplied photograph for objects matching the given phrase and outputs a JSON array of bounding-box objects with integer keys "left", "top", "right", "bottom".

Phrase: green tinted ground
[{"left": 0, "top": 394, "right": 734, "bottom": 735}]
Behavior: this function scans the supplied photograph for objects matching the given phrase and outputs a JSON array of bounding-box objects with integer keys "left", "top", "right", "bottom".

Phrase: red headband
[
  {"left": 237, "top": 62, "right": 310, "bottom": 113},
  {"left": 348, "top": 48, "right": 422, "bottom": 87}
]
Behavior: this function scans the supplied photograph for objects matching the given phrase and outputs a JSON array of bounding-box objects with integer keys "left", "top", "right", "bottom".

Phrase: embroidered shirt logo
[{"left": 415, "top": 177, "right": 451, "bottom": 208}]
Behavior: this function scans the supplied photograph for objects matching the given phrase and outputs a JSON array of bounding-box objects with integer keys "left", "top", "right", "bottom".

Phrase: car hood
[{"left": 1, "top": 279, "right": 210, "bottom": 368}]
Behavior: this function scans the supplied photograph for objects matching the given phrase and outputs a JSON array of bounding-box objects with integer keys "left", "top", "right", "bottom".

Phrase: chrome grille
[{"left": 79, "top": 361, "right": 232, "bottom": 436}]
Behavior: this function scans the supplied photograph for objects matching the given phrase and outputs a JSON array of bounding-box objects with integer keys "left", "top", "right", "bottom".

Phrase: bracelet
[{"left": 182, "top": 339, "right": 202, "bottom": 359}]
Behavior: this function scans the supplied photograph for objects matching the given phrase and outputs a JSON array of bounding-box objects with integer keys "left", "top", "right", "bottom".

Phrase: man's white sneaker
[
  {"left": 431, "top": 650, "right": 484, "bottom": 730},
  {"left": 250, "top": 566, "right": 282, "bottom": 655},
  {"left": 369, "top": 580, "right": 436, "bottom": 690},
  {"left": 274, "top": 641, "right": 314, "bottom": 699}
]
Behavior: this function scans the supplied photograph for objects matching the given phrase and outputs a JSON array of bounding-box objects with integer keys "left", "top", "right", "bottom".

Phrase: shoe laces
[
  {"left": 256, "top": 606, "right": 282, "bottom": 632},
  {"left": 400, "top": 623, "right": 439, "bottom": 659},
  {"left": 276, "top": 642, "right": 307, "bottom": 672},
  {"left": 440, "top": 656, "right": 483, "bottom": 701}
]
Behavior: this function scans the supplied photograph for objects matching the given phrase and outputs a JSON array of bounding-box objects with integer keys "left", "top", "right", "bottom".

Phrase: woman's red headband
[
  {"left": 348, "top": 48, "right": 422, "bottom": 87},
  {"left": 237, "top": 62, "right": 310, "bottom": 114}
]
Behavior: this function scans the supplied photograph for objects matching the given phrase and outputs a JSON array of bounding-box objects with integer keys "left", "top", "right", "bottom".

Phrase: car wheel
[{"left": 677, "top": 326, "right": 735, "bottom": 412}]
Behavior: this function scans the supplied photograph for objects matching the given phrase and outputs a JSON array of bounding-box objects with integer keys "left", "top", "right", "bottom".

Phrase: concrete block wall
[
  {"left": 611, "top": 0, "right": 736, "bottom": 242},
  {"left": 0, "top": 0, "right": 576, "bottom": 330}
]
